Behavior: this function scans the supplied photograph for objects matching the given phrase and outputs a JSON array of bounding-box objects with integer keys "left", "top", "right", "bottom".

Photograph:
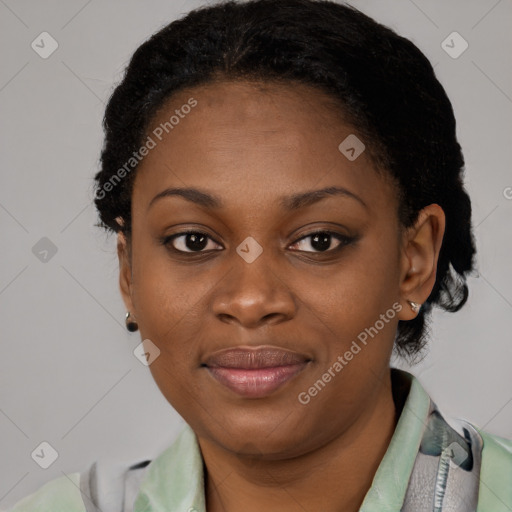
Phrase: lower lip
[{"left": 206, "top": 364, "right": 307, "bottom": 398}]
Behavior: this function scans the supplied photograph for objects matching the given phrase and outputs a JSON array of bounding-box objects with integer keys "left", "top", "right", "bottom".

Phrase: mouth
[{"left": 203, "top": 346, "right": 311, "bottom": 398}]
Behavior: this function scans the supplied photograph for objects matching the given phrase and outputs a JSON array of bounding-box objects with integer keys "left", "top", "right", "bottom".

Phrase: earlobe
[{"left": 397, "top": 204, "right": 446, "bottom": 321}]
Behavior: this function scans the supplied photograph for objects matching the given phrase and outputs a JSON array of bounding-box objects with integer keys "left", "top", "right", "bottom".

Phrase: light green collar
[
  {"left": 359, "top": 369, "right": 431, "bottom": 511},
  {"left": 133, "top": 424, "right": 206, "bottom": 512},
  {"left": 134, "top": 369, "right": 431, "bottom": 512}
]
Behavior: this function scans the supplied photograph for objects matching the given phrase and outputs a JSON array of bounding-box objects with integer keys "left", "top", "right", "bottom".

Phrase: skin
[{"left": 117, "top": 80, "right": 445, "bottom": 512}]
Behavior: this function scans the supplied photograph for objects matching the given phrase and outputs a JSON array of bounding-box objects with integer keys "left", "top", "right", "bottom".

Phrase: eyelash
[{"left": 161, "top": 230, "right": 355, "bottom": 255}]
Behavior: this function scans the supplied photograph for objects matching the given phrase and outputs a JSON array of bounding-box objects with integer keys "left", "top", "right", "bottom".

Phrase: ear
[
  {"left": 397, "top": 204, "right": 446, "bottom": 321},
  {"left": 116, "top": 221, "right": 135, "bottom": 316}
]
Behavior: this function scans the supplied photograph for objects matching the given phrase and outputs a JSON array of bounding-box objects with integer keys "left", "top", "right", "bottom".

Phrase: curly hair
[{"left": 93, "top": 0, "right": 477, "bottom": 360}]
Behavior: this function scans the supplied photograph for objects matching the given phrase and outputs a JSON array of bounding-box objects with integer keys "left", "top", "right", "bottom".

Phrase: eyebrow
[{"left": 147, "top": 185, "right": 367, "bottom": 211}]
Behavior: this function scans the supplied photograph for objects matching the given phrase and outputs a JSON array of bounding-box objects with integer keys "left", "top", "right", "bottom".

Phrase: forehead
[
  {"left": 147, "top": 80, "right": 349, "bottom": 158},
  {"left": 133, "top": 80, "right": 397, "bottom": 218}
]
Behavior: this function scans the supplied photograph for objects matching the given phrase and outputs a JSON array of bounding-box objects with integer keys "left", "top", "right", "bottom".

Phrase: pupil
[
  {"left": 186, "top": 233, "right": 208, "bottom": 251},
  {"left": 312, "top": 233, "right": 331, "bottom": 252}
]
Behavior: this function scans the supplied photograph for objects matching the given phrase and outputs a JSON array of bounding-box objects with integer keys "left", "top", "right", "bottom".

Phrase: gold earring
[
  {"left": 125, "top": 311, "right": 139, "bottom": 332},
  {"left": 407, "top": 300, "right": 421, "bottom": 313}
]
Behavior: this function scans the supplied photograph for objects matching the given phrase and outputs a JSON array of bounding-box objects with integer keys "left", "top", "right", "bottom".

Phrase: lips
[{"left": 203, "top": 346, "right": 311, "bottom": 398}]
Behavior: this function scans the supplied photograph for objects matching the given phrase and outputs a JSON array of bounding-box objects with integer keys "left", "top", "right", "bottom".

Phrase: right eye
[{"left": 162, "top": 231, "right": 223, "bottom": 253}]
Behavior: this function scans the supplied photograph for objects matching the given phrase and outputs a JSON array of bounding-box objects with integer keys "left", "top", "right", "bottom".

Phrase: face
[{"left": 118, "top": 80, "right": 437, "bottom": 459}]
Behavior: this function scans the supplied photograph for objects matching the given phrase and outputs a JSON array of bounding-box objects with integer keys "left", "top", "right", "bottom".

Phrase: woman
[{"left": 7, "top": 0, "right": 511, "bottom": 510}]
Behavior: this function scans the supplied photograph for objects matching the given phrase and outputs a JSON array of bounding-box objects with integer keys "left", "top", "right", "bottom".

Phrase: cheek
[
  {"left": 305, "top": 235, "right": 399, "bottom": 319},
  {"left": 129, "top": 239, "right": 210, "bottom": 348},
  {"left": 302, "top": 237, "right": 401, "bottom": 376}
]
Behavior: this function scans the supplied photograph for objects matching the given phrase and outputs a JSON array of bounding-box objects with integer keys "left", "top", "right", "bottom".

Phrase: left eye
[{"left": 289, "top": 231, "right": 353, "bottom": 253}]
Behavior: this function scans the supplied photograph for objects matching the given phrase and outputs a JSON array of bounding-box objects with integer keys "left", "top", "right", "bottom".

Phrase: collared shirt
[{"left": 6, "top": 369, "right": 512, "bottom": 512}]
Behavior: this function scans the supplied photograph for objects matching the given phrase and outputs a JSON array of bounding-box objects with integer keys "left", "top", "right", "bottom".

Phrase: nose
[{"left": 211, "top": 251, "right": 297, "bottom": 329}]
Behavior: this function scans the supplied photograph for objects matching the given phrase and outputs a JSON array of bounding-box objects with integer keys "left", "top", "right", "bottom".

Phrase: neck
[{"left": 200, "top": 370, "right": 399, "bottom": 512}]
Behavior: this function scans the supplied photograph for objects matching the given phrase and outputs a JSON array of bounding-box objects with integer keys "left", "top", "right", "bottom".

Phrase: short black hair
[{"left": 93, "top": 0, "right": 477, "bottom": 360}]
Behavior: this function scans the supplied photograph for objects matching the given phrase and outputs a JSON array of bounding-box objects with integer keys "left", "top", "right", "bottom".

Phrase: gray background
[{"left": 0, "top": 0, "right": 511, "bottom": 508}]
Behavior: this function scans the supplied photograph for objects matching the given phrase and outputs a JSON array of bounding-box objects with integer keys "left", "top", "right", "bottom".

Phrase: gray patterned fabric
[
  {"left": 402, "top": 401, "right": 483, "bottom": 511},
  {"left": 80, "top": 459, "right": 150, "bottom": 512}
]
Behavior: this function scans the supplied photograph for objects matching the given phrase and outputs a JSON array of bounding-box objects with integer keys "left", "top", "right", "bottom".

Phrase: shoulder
[
  {"left": 4, "top": 457, "right": 152, "bottom": 512},
  {"left": 474, "top": 426, "right": 512, "bottom": 511},
  {"left": 5, "top": 472, "right": 86, "bottom": 512}
]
